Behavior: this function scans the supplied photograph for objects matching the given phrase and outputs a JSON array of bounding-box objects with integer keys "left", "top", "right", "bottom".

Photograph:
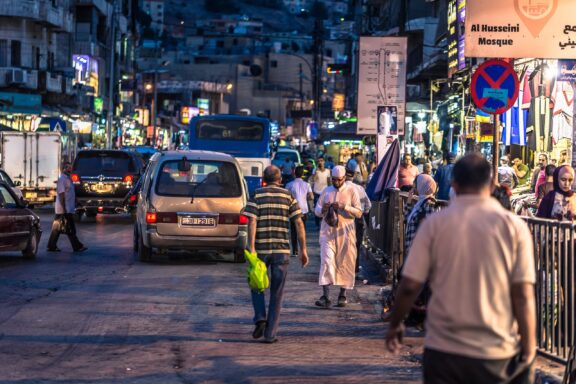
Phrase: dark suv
[{"left": 72, "top": 150, "right": 144, "bottom": 218}]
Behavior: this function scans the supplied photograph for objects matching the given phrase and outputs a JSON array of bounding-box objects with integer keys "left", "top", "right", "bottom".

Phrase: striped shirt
[{"left": 243, "top": 186, "right": 302, "bottom": 255}]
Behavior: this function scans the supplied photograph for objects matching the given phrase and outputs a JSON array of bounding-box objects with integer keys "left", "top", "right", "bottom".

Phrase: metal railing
[{"left": 367, "top": 188, "right": 575, "bottom": 364}]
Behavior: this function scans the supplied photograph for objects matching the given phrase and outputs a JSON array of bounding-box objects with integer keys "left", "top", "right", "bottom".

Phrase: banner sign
[
  {"left": 465, "top": 0, "right": 576, "bottom": 59},
  {"left": 357, "top": 36, "right": 407, "bottom": 136},
  {"left": 558, "top": 60, "right": 576, "bottom": 82}
]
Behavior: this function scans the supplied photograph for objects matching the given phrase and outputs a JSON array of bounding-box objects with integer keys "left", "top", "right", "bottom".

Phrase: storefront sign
[
  {"left": 357, "top": 36, "right": 407, "bottom": 136},
  {"left": 94, "top": 97, "right": 103, "bottom": 114},
  {"left": 457, "top": 0, "right": 466, "bottom": 70},
  {"left": 471, "top": 60, "right": 519, "bottom": 115},
  {"left": 447, "top": 0, "right": 459, "bottom": 78},
  {"left": 0, "top": 92, "right": 42, "bottom": 114},
  {"left": 180, "top": 106, "right": 199, "bottom": 124},
  {"left": 465, "top": 0, "right": 576, "bottom": 59},
  {"left": 197, "top": 98, "right": 210, "bottom": 116},
  {"left": 558, "top": 60, "right": 576, "bottom": 82},
  {"left": 332, "top": 93, "right": 345, "bottom": 111}
]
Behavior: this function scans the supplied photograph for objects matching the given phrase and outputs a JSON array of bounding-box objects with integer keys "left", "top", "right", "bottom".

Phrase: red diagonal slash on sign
[{"left": 478, "top": 65, "right": 514, "bottom": 89}]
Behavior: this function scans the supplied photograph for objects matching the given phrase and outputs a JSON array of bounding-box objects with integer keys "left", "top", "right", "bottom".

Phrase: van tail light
[
  {"left": 123, "top": 175, "right": 133, "bottom": 183},
  {"left": 129, "top": 194, "right": 138, "bottom": 202},
  {"left": 145, "top": 212, "right": 157, "bottom": 223},
  {"left": 239, "top": 214, "right": 249, "bottom": 225},
  {"left": 71, "top": 174, "right": 80, "bottom": 183}
]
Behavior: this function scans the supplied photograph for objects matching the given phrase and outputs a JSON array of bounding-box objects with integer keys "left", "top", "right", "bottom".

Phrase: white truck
[{"left": 0, "top": 131, "right": 63, "bottom": 207}]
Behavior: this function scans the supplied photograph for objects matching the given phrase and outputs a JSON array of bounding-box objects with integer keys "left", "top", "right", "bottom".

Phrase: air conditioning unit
[{"left": 6, "top": 69, "right": 27, "bottom": 85}]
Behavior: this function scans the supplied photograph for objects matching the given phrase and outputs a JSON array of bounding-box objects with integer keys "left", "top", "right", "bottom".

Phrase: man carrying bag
[
  {"left": 243, "top": 165, "right": 308, "bottom": 344},
  {"left": 47, "top": 162, "right": 87, "bottom": 253}
]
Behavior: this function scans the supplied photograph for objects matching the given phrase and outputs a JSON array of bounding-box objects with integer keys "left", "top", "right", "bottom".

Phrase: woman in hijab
[
  {"left": 536, "top": 165, "right": 576, "bottom": 221},
  {"left": 404, "top": 174, "right": 439, "bottom": 254}
]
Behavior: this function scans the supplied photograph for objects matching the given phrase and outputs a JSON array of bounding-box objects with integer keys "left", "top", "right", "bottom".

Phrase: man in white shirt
[
  {"left": 47, "top": 162, "right": 87, "bottom": 253},
  {"left": 286, "top": 166, "right": 313, "bottom": 257},
  {"left": 310, "top": 158, "right": 331, "bottom": 227},
  {"left": 386, "top": 153, "right": 536, "bottom": 383},
  {"left": 345, "top": 167, "right": 372, "bottom": 273}
]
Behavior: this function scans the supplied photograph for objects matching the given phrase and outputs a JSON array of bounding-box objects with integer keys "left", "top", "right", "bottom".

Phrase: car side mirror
[{"left": 14, "top": 180, "right": 21, "bottom": 187}]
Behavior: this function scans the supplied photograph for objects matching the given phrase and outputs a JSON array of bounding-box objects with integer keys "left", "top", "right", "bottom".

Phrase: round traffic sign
[{"left": 470, "top": 60, "right": 519, "bottom": 115}]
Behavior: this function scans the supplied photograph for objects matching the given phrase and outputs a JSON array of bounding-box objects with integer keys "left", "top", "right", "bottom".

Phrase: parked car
[
  {"left": 134, "top": 150, "right": 249, "bottom": 262},
  {"left": 0, "top": 168, "right": 23, "bottom": 201},
  {"left": 0, "top": 182, "right": 41, "bottom": 259},
  {"left": 72, "top": 150, "right": 145, "bottom": 219}
]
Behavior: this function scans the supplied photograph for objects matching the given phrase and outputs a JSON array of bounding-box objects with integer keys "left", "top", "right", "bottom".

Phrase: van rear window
[
  {"left": 74, "top": 152, "right": 135, "bottom": 176},
  {"left": 196, "top": 120, "right": 264, "bottom": 141},
  {"left": 155, "top": 160, "right": 242, "bottom": 197}
]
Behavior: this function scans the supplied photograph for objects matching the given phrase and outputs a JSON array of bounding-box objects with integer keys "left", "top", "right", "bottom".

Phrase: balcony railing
[
  {"left": 0, "top": 0, "right": 39, "bottom": 18},
  {"left": 75, "top": 0, "right": 109, "bottom": 15},
  {"left": 39, "top": 1, "right": 74, "bottom": 32}
]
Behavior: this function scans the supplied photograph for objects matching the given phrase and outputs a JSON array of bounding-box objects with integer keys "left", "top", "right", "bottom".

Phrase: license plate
[
  {"left": 181, "top": 217, "right": 216, "bottom": 227},
  {"left": 91, "top": 183, "right": 112, "bottom": 193},
  {"left": 25, "top": 192, "right": 37, "bottom": 199}
]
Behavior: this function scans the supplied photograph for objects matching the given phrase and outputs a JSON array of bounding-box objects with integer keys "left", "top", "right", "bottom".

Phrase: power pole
[
  {"left": 313, "top": 18, "right": 322, "bottom": 123},
  {"left": 106, "top": 0, "right": 117, "bottom": 149}
]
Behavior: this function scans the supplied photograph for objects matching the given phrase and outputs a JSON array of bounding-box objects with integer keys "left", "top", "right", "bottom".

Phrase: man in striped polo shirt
[{"left": 244, "top": 165, "right": 309, "bottom": 343}]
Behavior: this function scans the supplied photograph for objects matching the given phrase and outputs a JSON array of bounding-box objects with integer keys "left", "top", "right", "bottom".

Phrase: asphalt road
[{"left": 0, "top": 209, "right": 422, "bottom": 383}]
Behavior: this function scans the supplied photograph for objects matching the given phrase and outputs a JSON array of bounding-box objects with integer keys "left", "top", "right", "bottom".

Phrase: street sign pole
[{"left": 492, "top": 115, "right": 499, "bottom": 185}]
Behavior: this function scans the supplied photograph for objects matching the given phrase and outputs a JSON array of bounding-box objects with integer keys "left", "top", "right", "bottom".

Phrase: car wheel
[
  {"left": 22, "top": 229, "right": 39, "bottom": 259},
  {"left": 138, "top": 230, "right": 152, "bottom": 262},
  {"left": 233, "top": 249, "right": 246, "bottom": 263}
]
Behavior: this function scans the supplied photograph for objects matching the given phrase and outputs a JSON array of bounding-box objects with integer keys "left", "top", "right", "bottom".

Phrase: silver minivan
[{"left": 134, "top": 150, "right": 248, "bottom": 262}]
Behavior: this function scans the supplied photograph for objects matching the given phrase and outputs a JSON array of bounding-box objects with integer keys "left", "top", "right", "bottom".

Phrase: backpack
[{"left": 244, "top": 250, "right": 270, "bottom": 293}]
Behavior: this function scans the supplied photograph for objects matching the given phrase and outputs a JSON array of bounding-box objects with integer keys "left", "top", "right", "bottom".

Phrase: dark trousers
[
  {"left": 355, "top": 216, "right": 365, "bottom": 272},
  {"left": 290, "top": 215, "right": 303, "bottom": 255},
  {"left": 423, "top": 348, "right": 534, "bottom": 384},
  {"left": 47, "top": 213, "right": 84, "bottom": 251},
  {"left": 251, "top": 253, "right": 290, "bottom": 340},
  {"left": 313, "top": 193, "right": 321, "bottom": 227}
]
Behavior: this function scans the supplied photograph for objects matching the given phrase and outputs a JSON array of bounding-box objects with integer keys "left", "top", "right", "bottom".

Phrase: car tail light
[
  {"left": 239, "top": 214, "right": 249, "bottom": 225},
  {"left": 146, "top": 212, "right": 157, "bottom": 223},
  {"left": 71, "top": 174, "right": 80, "bottom": 183},
  {"left": 123, "top": 175, "right": 133, "bottom": 183},
  {"left": 261, "top": 180, "right": 268, "bottom": 187},
  {"left": 129, "top": 194, "right": 137, "bottom": 202},
  {"left": 97, "top": 207, "right": 104, "bottom": 213}
]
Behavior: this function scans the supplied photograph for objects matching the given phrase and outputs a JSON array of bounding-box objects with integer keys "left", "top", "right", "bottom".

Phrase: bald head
[{"left": 263, "top": 165, "right": 282, "bottom": 185}]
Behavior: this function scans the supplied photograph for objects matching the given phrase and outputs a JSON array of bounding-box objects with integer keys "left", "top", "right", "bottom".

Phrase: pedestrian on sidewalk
[
  {"left": 344, "top": 167, "right": 371, "bottom": 273},
  {"left": 398, "top": 153, "right": 419, "bottom": 191},
  {"left": 286, "top": 166, "right": 314, "bottom": 257},
  {"left": 386, "top": 153, "right": 536, "bottom": 384},
  {"left": 244, "top": 165, "right": 309, "bottom": 343},
  {"left": 310, "top": 158, "right": 331, "bottom": 228},
  {"left": 314, "top": 165, "right": 363, "bottom": 308},
  {"left": 536, "top": 165, "right": 576, "bottom": 221},
  {"left": 433, "top": 151, "right": 455, "bottom": 200},
  {"left": 47, "top": 162, "right": 87, "bottom": 253}
]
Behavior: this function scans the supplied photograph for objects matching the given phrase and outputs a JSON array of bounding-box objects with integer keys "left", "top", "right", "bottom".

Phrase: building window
[
  {"left": 0, "top": 40, "right": 8, "bottom": 67},
  {"left": 11, "top": 40, "right": 21, "bottom": 67},
  {"left": 271, "top": 60, "right": 278, "bottom": 68}
]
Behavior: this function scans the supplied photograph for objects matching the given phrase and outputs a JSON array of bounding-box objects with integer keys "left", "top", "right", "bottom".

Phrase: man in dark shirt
[
  {"left": 244, "top": 166, "right": 309, "bottom": 343},
  {"left": 434, "top": 152, "right": 455, "bottom": 200}
]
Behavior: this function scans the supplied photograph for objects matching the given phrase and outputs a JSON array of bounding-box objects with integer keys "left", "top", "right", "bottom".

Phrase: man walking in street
[
  {"left": 314, "top": 166, "right": 363, "bottom": 308},
  {"left": 498, "top": 156, "right": 519, "bottom": 189},
  {"left": 531, "top": 153, "right": 547, "bottom": 194},
  {"left": 47, "top": 162, "right": 87, "bottom": 253},
  {"left": 310, "top": 158, "right": 331, "bottom": 227},
  {"left": 386, "top": 153, "right": 536, "bottom": 383},
  {"left": 244, "top": 166, "right": 309, "bottom": 343},
  {"left": 286, "top": 166, "right": 314, "bottom": 257},
  {"left": 433, "top": 151, "right": 455, "bottom": 200},
  {"left": 398, "top": 153, "right": 419, "bottom": 191},
  {"left": 345, "top": 167, "right": 372, "bottom": 273}
]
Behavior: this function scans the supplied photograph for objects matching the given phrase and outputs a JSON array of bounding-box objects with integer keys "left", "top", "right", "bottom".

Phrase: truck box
[{"left": 0, "top": 132, "right": 61, "bottom": 205}]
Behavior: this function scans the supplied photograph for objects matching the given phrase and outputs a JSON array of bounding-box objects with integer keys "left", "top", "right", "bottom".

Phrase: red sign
[{"left": 470, "top": 59, "right": 519, "bottom": 115}]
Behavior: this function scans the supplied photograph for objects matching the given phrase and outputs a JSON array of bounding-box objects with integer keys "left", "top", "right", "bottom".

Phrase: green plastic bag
[{"left": 245, "top": 250, "right": 269, "bottom": 293}]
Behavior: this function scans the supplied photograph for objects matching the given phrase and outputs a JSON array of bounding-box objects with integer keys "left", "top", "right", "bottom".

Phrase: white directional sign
[{"left": 356, "top": 37, "right": 407, "bottom": 136}]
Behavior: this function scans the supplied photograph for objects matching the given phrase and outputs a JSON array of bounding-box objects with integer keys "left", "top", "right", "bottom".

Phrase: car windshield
[
  {"left": 155, "top": 160, "right": 242, "bottom": 198},
  {"left": 74, "top": 152, "right": 136, "bottom": 176}
]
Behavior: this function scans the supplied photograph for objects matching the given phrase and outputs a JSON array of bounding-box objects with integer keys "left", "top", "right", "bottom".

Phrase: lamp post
[{"left": 144, "top": 61, "right": 169, "bottom": 148}]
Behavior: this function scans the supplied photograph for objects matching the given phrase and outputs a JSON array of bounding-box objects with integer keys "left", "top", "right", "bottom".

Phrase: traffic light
[{"left": 327, "top": 63, "right": 348, "bottom": 75}]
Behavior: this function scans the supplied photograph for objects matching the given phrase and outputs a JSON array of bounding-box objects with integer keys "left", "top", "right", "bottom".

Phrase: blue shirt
[{"left": 434, "top": 163, "right": 454, "bottom": 201}]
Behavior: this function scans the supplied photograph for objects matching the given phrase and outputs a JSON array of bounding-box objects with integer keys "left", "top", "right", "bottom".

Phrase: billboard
[
  {"left": 465, "top": 0, "right": 576, "bottom": 58},
  {"left": 357, "top": 36, "right": 407, "bottom": 136}
]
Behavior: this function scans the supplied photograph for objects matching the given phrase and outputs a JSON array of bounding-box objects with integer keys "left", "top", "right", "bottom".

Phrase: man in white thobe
[{"left": 314, "top": 165, "right": 363, "bottom": 308}]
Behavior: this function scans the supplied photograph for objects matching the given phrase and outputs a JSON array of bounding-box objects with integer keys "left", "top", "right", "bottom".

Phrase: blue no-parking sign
[{"left": 470, "top": 60, "right": 519, "bottom": 115}]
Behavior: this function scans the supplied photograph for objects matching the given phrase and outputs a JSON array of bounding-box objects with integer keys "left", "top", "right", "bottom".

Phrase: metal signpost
[{"left": 470, "top": 59, "right": 519, "bottom": 183}]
